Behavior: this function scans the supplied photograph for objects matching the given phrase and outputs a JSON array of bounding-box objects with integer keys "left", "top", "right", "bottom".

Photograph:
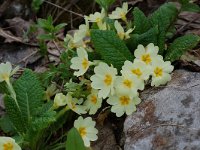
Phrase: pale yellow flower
[
  {"left": 107, "top": 94, "right": 141, "bottom": 117},
  {"left": 114, "top": 75, "right": 140, "bottom": 97},
  {"left": 114, "top": 20, "right": 133, "bottom": 40},
  {"left": 66, "top": 93, "right": 87, "bottom": 114},
  {"left": 0, "top": 136, "right": 21, "bottom": 150},
  {"left": 109, "top": 2, "right": 128, "bottom": 22},
  {"left": 151, "top": 57, "right": 174, "bottom": 87},
  {"left": 0, "top": 62, "right": 12, "bottom": 83},
  {"left": 134, "top": 43, "right": 160, "bottom": 65},
  {"left": 84, "top": 89, "right": 102, "bottom": 115},
  {"left": 121, "top": 60, "right": 151, "bottom": 89},
  {"left": 53, "top": 93, "right": 67, "bottom": 109},
  {"left": 90, "top": 62, "right": 117, "bottom": 99},
  {"left": 70, "top": 47, "right": 91, "bottom": 77},
  {"left": 74, "top": 116, "right": 98, "bottom": 147}
]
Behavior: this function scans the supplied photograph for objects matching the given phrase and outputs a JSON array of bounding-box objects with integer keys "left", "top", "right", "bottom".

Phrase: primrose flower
[
  {"left": 65, "top": 31, "right": 85, "bottom": 49},
  {"left": 79, "top": 17, "right": 90, "bottom": 37},
  {"left": 84, "top": 89, "right": 103, "bottom": 115},
  {"left": 66, "top": 93, "right": 87, "bottom": 114},
  {"left": 74, "top": 116, "right": 98, "bottom": 147},
  {"left": 114, "top": 75, "right": 140, "bottom": 97},
  {"left": 121, "top": 60, "right": 151, "bottom": 81},
  {"left": 109, "top": 2, "right": 128, "bottom": 22},
  {"left": 70, "top": 47, "right": 91, "bottom": 77},
  {"left": 151, "top": 57, "right": 174, "bottom": 87},
  {"left": 87, "top": 9, "right": 105, "bottom": 28},
  {"left": 0, "top": 62, "right": 12, "bottom": 83},
  {"left": 45, "top": 83, "right": 59, "bottom": 101},
  {"left": 134, "top": 43, "right": 160, "bottom": 65},
  {"left": 0, "top": 136, "right": 21, "bottom": 150},
  {"left": 107, "top": 94, "right": 141, "bottom": 117},
  {"left": 53, "top": 93, "right": 67, "bottom": 109},
  {"left": 114, "top": 20, "right": 133, "bottom": 40},
  {"left": 90, "top": 62, "right": 117, "bottom": 99}
]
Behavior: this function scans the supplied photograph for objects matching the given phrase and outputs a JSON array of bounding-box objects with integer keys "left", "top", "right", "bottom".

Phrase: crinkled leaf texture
[
  {"left": 66, "top": 128, "right": 86, "bottom": 150},
  {"left": 126, "top": 26, "right": 158, "bottom": 51},
  {"left": 133, "top": 7, "right": 151, "bottom": 34},
  {"left": 165, "top": 34, "right": 200, "bottom": 62},
  {"left": 91, "top": 30, "right": 133, "bottom": 70},
  {"left": 149, "top": 3, "right": 178, "bottom": 54}
]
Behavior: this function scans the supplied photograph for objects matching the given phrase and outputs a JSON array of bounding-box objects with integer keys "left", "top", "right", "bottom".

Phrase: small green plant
[{"left": 0, "top": 0, "right": 200, "bottom": 150}]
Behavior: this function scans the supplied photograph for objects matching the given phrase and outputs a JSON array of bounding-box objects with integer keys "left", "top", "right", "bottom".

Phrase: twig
[{"left": 44, "top": 0, "right": 84, "bottom": 18}]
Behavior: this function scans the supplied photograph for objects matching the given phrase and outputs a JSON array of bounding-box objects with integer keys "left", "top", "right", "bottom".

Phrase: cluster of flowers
[
  {"left": 54, "top": 2, "right": 174, "bottom": 147},
  {"left": 0, "top": 2, "right": 174, "bottom": 149}
]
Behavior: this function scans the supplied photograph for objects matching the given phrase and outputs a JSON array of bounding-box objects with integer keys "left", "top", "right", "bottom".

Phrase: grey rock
[{"left": 124, "top": 70, "right": 200, "bottom": 150}]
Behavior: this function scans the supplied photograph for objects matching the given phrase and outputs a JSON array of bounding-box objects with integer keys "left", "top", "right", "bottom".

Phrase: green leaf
[
  {"left": 181, "top": 3, "right": 200, "bottom": 13},
  {"left": 31, "top": 102, "right": 56, "bottom": 131},
  {"left": 31, "top": 0, "right": 45, "bottom": 12},
  {"left": 54, "top": 23, "right": 67, "bottom": 32},
  {"left": 126, "top": 26, "right": 159, "bottom": 52},
  {"left": 4, "top": 95, "right": 26, "bottom": 133},
  {"left": 95, "top": 0, "right": 115, "bottom": 10},
  {"left": 37, "top": 34, "right": 54, "bottom": 40},
  {"left": 0, "top": 114, "right": 15, "bottom": 134},
  {"left": 91, "top": 30, "right": 133, "bottom": 70},
  {"left": 66, "top": 128, "right": 86, "bottom": 150},
  {"left": 179, "top": 0, "right": 189, "bottom": 4},
  {"left": 133, "top": 7, "right": 151, "bottom": 34},
  {"left": 149, "top": 3, "right": 178, "bottom": 55},
  {"left": 13, "top": 69, "right": 44, "bottom": 128},
  {"left": 165, "top": 34, "right": 200, "bottom": 62}
]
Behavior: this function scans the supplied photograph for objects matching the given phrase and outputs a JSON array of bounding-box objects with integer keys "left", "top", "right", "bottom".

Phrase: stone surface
[
  {"left": 124, "top": 70, "right": 200, "bottom": 150},
  {"left": 92, "top": 123, "right": 119, "bottom": 150}
]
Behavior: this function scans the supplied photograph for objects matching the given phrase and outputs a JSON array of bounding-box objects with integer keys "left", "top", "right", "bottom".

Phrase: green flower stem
[{"left": 55, "top": 106, "right": 70, "bottom": 120}]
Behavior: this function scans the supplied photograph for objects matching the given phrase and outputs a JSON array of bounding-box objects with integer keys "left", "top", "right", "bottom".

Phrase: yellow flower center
[
  {"left": 91, "top": 95, "right": 97, "bottom": 104},
  {"left": 82, "top": 58, "right": 89, "bottom": 70},
  {"left": 104, "top": 74, "right": 112, "bottom": 86},
  {"left": 79, "top": 127, "right": 87, "bottom": 137},
  {"left": 120, "top": 96, "right": 130, "bottom": 106},
  {"left": 96, "top": 18, "right": 101, "bottom": 23},
  {"left": 131, "top": 68, "right": 142, "bottom": 77},
  {"left": 123, "top": 79, "right": 132, "bottom": 88},
  {"left": 1, "top": 73, "right": 9, "bottom": 81},
  {"left": 3, "top": 142, "right": 13, "bottom": 150},
  {"left": 154, "top": 67, "right": 163, "bottom": 77},
  {"left": 141, "top": 54, "right": 151, "bottom": 64},
  {"left": 120, "top": 12, "right": 126, "bottom": 21},
  {"left": 71, "top": 102, "right": 76, "bottom": 110},
  {"left": 118, "top": 32, "right": 124, "bottom": 40}
]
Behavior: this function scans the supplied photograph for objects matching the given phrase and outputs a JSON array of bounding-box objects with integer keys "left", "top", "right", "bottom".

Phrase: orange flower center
[
  {"left": 120, "top": 96, "right": 130, "bottom": 106},
  {"left": 91, "top": 95, "right": 97, "bottom": 104},
  {"left": 3, "top": 142, "right": 13, "bottom": 150}
]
